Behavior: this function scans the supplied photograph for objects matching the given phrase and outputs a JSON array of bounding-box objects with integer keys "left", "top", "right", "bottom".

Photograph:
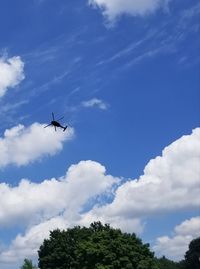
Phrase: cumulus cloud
[
  {"left": 0, "top": 56, "right": 25, "bottom": 98},
  {"left": 82, "top": 98, "right": 108, "bottom": 110},
  {"left": 0, "top": 160, "right": 118, "bottom": 264},
  {"left": 89, "top": 0, "right": 171, "bottom": 22},
  {"left": 153, "top": 217, "right": 200, "bottom": 260},
  {"left": 0, "top": 161, "right": 118, "bottom": 227},
  {"left": 80, "top": 211, "right": 143, "bottom": 234},
  {"left": 0, "top": 217, "right": 67, "bottom": 264},
  {"left": 81, "top": 128, "right": 200, "bottom": 224},
  {"left": 0, "top": 123, "right": 74, "bottom": 168}
]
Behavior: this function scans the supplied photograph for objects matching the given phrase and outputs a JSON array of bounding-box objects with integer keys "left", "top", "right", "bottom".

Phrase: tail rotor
[{"left": 63, "top": 126, "right": 68, "bottom": 132}]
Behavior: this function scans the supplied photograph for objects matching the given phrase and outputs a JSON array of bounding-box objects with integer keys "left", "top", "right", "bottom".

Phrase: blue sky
[{"left": 0, "top": 0, "right": 200, "bottom": 268}]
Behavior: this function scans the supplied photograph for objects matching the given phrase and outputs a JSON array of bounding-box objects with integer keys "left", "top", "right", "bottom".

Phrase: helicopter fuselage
[{"left": 51, "top": 120, "right": 62, "bottom": 127}]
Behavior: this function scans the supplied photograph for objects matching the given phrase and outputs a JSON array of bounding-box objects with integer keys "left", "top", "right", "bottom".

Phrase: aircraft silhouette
[{"left": 44, "top": 113, "right": 68, "bottom": 132}]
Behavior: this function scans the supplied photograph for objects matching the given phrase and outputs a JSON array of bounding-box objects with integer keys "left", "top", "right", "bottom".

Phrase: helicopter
[{"left": 44, "top": 112, "right": 68, "bottom": 132}]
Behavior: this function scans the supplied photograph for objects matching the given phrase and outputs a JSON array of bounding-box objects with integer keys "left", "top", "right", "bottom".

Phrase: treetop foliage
[
  {"left": 20, "top": 222, "right": 199, "bottom": 269},
  {"left": 184, "top": 237, "right": 200, "bottom": 269},
  {"left": 20, "top": 258, "right": 37, "bottom": 269},
  {"left": 38, "top": 221, "right": 158, "bottom": 269}
]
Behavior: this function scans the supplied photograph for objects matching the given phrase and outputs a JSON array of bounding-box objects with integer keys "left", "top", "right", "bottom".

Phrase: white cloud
[
  {"left": 153, "top": 217, "right": 200, "bottom": 260},
  {"left": 0, "top": 56, "right": 25, "bottom": 98},
  {"left": 0, "top": 123, "right": 74, "bottom": 168},
  {"left": 0, "top": 160, "right": 118, "bottom": 264},
  {"left": 82, "top": 98, "right": 108, "bottom": 110},
  {"left": 80, "top": 211, "right": 144, "bottom": 234},
  {"left": 89, "top": 0, "right": 171, "bottom": 22},
  {"left": 79, "top": 128, "right": 200, "bottom": 232},
  {"left": 175, "top": 216, "right": 200, "bottom": 237},
  {"left": 92, "top": 128, "right": 200, "bottom": 218},
  {"left": 0, "top": 217, "right": 67, "bottom": 264},
  {"left": 0, "top": 160, "right": 118, "bottom": 227}
]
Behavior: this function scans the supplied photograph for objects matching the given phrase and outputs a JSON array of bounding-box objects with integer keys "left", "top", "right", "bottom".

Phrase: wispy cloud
[
  {"left": 0, "top": 100, "right": 29, "bottom": 116},
  {"left": 96, "top": 30, "right": 157, "bottom": 66},
  {"left": 94, "top": 3, "right": 200, "bottom": 70},
  {"left": 82, "top": 98, "right": 108, "bottom": 110}
]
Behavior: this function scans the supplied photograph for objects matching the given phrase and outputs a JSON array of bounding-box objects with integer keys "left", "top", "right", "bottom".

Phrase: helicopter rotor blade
[
  {"left": 44, "top": 123, "right": 52, "bottom": 128},
  {"left": 57, "top": 116, "right": 64, "bottom": 121},
  {"left": 52, "top": 112, "right": 55, "bottom": 120}
]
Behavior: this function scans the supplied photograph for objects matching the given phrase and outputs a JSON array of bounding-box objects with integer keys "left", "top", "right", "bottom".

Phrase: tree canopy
[
  {"left": 38, "top": 221, "right": 159, "bottom": 269},
  {"left": 20, "top": 259, "right": 37, "bottom": 269},
  {"left": 37, "top": 222, "right": 200, "bottom": 269},
  {"left": 184, "top": 237, "right": 200, "bottom": 269},
  {"left": 156, "top": 256, "right": 182, "bottom": 269}
]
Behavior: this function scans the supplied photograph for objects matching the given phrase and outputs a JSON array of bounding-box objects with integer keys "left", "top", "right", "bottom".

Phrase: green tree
[
  {"left": 155, "top": 237, "right": 200, "bottom": 269},
  {"left": 184, "top": 237, "right": 200, "bottom": 269},
  {"left": 156, "top": 256, "right": 181, "bottom": 269},
  {"left": 20, "top": 258, "right": 37, "bottom": 269},
  {"left": 38, "top": 222, "right": 159, "bottom": 269}
]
